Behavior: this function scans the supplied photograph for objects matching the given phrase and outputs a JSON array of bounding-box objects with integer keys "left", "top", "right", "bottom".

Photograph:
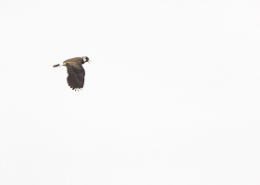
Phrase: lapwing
[{"left": 53, "top": 56, "right": 90, "bottom": 91}]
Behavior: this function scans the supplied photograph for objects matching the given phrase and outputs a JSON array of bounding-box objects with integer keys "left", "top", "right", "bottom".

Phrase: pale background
[{"left": 0, "top": 0, "right": 259, "bottom": 184}]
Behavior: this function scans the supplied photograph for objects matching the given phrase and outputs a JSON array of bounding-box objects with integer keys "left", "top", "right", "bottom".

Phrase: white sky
[{"left": 0, "top": 0, "right": 260, "bottom": 184}]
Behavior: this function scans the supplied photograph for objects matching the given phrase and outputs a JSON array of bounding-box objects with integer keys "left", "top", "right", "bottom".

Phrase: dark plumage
[{"left": 53, "top": 56, "right": 90, "bottom": 91}]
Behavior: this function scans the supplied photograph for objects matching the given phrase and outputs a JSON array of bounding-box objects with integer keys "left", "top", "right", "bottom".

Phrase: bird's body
[{"left": 53, "top": 56, "right": 89, "bottom": 91}]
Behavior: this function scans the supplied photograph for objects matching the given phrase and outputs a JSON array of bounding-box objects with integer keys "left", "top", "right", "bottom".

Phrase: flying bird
[{"left": 53, "top": 56, "right": 90, "bottom": 91}]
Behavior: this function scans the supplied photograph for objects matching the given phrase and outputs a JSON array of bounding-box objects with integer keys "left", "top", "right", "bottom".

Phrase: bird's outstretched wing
[{"left": 65, "top": 63, "right": 85, "bottom": 91}]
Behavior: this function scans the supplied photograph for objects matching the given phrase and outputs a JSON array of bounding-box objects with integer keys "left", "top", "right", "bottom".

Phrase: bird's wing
[{"left": 65, "top": 62, "right": 85, "bottom": 90}]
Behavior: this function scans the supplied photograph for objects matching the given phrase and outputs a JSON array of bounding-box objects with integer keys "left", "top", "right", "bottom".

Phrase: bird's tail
[{"left": 53, "top": 64, "right": 61, "bottom": 68}]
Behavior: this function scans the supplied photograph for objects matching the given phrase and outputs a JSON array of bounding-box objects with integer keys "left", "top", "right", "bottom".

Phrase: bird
[{"left": 53, "top": 56, "right": 90, "bottom": 91}]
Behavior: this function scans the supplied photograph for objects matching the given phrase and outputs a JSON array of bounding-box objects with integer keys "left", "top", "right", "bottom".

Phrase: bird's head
[{"left": 82, "top": 56, "right": 90, "bottom": 64}]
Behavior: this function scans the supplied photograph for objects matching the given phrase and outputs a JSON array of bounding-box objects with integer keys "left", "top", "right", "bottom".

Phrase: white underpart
[{"left": 74, "top": 88, "right": 83, "bottom": 92}]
